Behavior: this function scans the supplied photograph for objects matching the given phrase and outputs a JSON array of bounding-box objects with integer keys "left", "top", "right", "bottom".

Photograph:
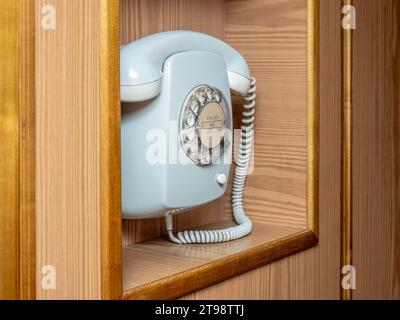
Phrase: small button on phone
[{"left": 216, "top": 173, "right": 227, "bottom": 185}]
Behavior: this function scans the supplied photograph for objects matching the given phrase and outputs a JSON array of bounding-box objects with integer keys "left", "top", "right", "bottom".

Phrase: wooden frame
[
  {"left": 18, "top": 0, "right": 36, "bottom": 301},
  {"left": 99, "top": 0, "right": 122, "bottom": 301},
  {"left": 0, "top": 0, "right": 36, "bottom": 300},
  {"left": 0, "top": 0, "right": 20, "bottom": 300},
  {"left": 341, "top": 0, "right": 353, "bottom": 301},
  {"left": 121, "top": 0, "right": 321, "bottom": 300}
]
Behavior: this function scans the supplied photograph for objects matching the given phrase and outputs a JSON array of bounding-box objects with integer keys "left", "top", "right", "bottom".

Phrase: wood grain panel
[
  {"left": 341, "top": 0, "right": 353, "bottom": 301},
  {"left": 123, "top": 226, "right": 316, "bottom": 300},
  {"left": 184, "top": 0, "right": 342, "bottom": 299},
  {"left": 0, "top": 0, "right": 36, "bottom": 300},
  {"left": 18, "top": 0, "right": 36, "bottom": 300},
  {"left": 120, "top": 0, "right": 228, "bottom": 246},
  {"left": 224, "top": 0, "right": 308, "bottom": 230},
  {"left": 123, "top": 223, "right": 302, "bottom": 290},
  {"left": 36, "top": 0, "right": 101, "bottom": 299},
  {"left": 0, "top": 0, "right": 19, "bottom": 300},
  {"left": 99, "top": 0, "right": 122, "bottom": 300},
  {"left": 120, "top": 0, "right": 226, "bottom": 42},
  {"left": 352, "top": 0, "right": 400, "bottom": 300}
]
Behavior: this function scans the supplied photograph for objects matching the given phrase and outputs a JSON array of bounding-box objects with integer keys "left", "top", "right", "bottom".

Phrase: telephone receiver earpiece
[{"left": 120, "top": 30, "right": 251, "bottom": 102}]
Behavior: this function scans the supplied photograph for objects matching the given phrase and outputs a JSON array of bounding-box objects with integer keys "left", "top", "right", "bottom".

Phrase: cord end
[
  {"left": 165, "top": 213, "right": 174, "bottom": 231},
  {"left": 165, "top": 214, "right": 182, "bottom": 244}
]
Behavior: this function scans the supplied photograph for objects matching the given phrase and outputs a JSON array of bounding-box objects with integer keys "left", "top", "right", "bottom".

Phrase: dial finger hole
[
  {"left": 206, "top": 89, "right": 213, "bottom": 101},
  {"left": 190, "top": 100, "right": 200, "bottom": 115},
  {"left": 185, "top": 112, "right": 196, "bottom": 127},
  {"left": 213, "top": 91, "right": 221, "bottom": 103},
  {"left": 196, "top": 90, "right": 206, "bottom": 104},
  {"left": 183, "top": 127, "right": 196, "bottom": 142}
]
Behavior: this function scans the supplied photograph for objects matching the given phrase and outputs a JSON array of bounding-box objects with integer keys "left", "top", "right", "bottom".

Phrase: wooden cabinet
[{"left": 0, "top": 0, "right": 398, "bottom": 300}]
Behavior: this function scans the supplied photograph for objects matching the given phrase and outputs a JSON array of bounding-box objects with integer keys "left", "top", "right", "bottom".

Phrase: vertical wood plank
[
  {"left": 0, "top": 0, "right": 20, "bottom": 300},
  {"left": 19, "top": 0, "right": 36, "bottom": 300},
  {"left": 307, "top": 0, "right": 320, "bottom": 236},
  {"left": 36, "top": 0, "right": 101, "bottom": 299},
  {"left": 341, "top": 0, "right": 353, "bottom": 301},
  {"left": 224, "top": 0, "right": 308, "bottom": 230},
  {"left": 100, "top": 0, "right": 122, "bottom": 300},
  {"left": 352, "top": 0, "right": 400, "bottom": 299}
]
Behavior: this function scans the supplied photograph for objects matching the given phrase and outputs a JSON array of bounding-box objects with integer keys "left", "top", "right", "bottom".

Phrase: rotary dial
[{"left": 180, "top": 85, "right": 229, "bottom": 165}]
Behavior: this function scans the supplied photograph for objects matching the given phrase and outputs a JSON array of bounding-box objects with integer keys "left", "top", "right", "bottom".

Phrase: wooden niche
[{"left": 119, "top": 0, "right": 319, "bottom": 300}]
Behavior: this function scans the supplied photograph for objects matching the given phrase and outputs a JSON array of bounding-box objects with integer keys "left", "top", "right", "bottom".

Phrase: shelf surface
[{"left": 122, "top": 222, "right": 316, "bottom": 299}]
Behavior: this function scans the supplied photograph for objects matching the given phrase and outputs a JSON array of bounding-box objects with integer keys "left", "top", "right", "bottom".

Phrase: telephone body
[{"left": 120, "top": 31, "right": 256, "bottom": 244}]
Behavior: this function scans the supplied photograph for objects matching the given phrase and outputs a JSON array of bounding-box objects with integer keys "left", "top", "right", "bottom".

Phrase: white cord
[{"left": 165, "top": 77, "right": 256, "bottom": 244}]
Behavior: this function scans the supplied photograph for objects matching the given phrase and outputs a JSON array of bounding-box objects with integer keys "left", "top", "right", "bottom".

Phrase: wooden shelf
[{"left": 122, "top": 222, "right": 317, "bottom": 299}]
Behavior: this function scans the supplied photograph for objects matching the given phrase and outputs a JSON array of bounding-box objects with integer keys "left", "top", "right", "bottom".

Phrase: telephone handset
[
  {"left": 120, "top": 31, "right": 251, "bottom": 101},
  {"left": 121, "top": 31, "right": 256, "bottom": 244}
]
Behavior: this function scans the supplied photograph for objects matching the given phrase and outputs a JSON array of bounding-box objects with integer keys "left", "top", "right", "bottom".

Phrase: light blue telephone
[{"left": 120, "top": 31, "right": 256, "bottom": 244}]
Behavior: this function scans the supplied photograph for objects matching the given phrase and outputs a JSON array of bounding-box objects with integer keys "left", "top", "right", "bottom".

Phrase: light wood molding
[
  {"left": 307, "top": 0, "right": 320, "bottom": 236},
  {"left": 0, "top": 0, "right": 36, "bottom": 300},
  {"left": 0, "top": 0, "right": 20, "bottom": 300},
  {"left": 100, "top": 0, "right": 122, "bottom": 300},
  {"left": 341, "top": 0, "right": 353, "bottom": 301},
  {"left": 18, "top": 0, "right": 36, "bottom": 300}
]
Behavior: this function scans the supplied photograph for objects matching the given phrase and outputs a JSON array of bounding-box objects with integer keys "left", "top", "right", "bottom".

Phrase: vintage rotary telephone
[{"left": 120, "top": 31, "right": 256, "bottom": 244}]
